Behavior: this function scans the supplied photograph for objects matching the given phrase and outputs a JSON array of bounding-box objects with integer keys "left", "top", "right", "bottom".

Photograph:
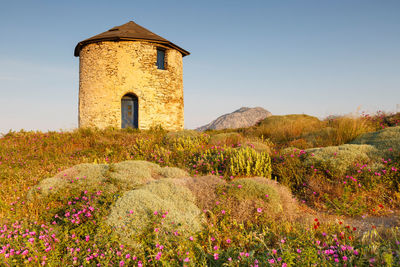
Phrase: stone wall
[{"left": 79, "top": 41, "right": 184, "bottom": 130}]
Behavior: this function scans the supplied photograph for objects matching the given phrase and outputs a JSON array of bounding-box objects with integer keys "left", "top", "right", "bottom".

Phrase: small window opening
[{"left": 156, "top": 48, "right": 165, "bottom": 70}]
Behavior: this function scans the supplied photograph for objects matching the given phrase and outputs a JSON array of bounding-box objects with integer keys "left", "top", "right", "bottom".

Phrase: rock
[{"left": 196, "top": 107, "right": 272, "bottom": 131}]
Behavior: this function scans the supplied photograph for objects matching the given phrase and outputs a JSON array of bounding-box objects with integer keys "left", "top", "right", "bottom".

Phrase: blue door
[{"left": 121, "top": 94, "right": 138, "bottom": 128}]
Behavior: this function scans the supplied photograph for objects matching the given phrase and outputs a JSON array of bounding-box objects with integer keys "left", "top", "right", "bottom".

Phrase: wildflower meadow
[{"left": 1, "top": 112, "right": 400, "bottom": 266}]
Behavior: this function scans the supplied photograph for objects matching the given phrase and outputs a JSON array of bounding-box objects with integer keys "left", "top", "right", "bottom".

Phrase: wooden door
[{"left": 121, "top": 95, "right": 138, "bottom": 128}]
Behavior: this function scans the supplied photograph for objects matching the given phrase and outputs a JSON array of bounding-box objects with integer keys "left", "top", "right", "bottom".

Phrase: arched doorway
[{"left": 121, "top": 94, "right": 138, "bottom": 128}]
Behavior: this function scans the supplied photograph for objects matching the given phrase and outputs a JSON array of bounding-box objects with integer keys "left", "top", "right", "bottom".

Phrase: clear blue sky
[{"left": 0, "top": 0, "right": 399, "bottom": 133}]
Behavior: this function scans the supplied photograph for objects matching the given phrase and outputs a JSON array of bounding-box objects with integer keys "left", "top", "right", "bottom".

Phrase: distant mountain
[{"left": 196, "top": 107, "right": 272, "bottom": 131}]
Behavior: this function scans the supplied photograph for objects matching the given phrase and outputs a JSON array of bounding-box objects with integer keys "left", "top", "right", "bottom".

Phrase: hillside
[{"left": 1, "top": 113, "right": 400, "bottom": 266}]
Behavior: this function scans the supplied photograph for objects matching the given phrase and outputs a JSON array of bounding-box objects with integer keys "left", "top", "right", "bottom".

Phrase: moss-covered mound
[
  {"left": 106, "top": 178, "right": 203, "bottom": 247},
  {"left": 28, "top": 160, "right": 189, "bottom": 199},
  {"left": 350, "top": 126, "right": 400, "bottom": 159},
  {"left": 304, "top": 144, "right": 377, "bottom": 176}
]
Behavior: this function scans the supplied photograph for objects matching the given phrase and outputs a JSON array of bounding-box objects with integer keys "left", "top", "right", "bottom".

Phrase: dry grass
[
  {"left": 249, "top": 114, "right": 323, "bottom": 144},
  {"left": 323, "top": 116, "right": 376, "bottom": 146},
  {"left": 208, "top": 132, "right": 244, "bottom": 146},
  {"left": 239, "top": 114, "right": 378, "bottom": 148},
  {"left": 243, "top": 139, "right": 272, "bottom": 154}
]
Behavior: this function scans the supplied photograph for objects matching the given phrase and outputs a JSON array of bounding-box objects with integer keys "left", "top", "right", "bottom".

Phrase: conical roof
[{"left": 74, "top": 21, "right": 190, "bottom": 57}]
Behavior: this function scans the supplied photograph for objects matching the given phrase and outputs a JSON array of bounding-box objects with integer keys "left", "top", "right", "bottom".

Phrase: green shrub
[
  {"left": 383, "top": 112, "right": 400, "bottom": 127},
  {"left": 350, "top": 126, "right": 400, "bottom": 159},
  {"left": 323, "top": 186, "right": 367, "bottom": 216},
  {"left": 158, "top": 166, "right": 189, "bottom": 178},
  {"left": 164, "top": 129, "right": 202, "bottom": 141},
  {"left": 169, "top": 135, "right": 209, "bottom": 153},
  {"left": 229, "top": 147, "right": 272, "bottom": 178},
  {"left": 132, "top": 138, "right": 155, "bottom": 159},
  {"left": 190, "top": 146, "right": 272, "bottom": 179},
  {"left": 216, "top": 177, "right": 297, "bottom": 223},
  {"left": 28, "top": 160, "right": 190, "bottom": 200},
  {"left": 164, "top": 133, "right": 210, "bottom": 163},
  {"left": 272, "top": 148, "right": 310, "bottom": 192},
  {"left": 107, "top": 160, "right": 162, "bottom": 187},
  {"left": 304, "top": 144, "right": 376, "bottom": 177},
  {"left": 228, "top": 178, "right": 279, "bottom": 203},
  {"left": 27, "top": 163, "right": 109, "bottom": 200},
  {"left": 190, "top": 146, "right": 229, "bottom": 176},
  {"left": 106, "top": 178, "right": 203, "bottom": 247},
  {"left": 182, "top": 175, "right": 226, "bottom": 211}
]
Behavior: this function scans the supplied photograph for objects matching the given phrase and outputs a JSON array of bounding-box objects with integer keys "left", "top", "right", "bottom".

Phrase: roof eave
[{"left": 74, "top": 38, "right": 190, "bottom": 57}]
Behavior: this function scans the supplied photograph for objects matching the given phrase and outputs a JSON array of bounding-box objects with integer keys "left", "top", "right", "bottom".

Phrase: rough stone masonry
[{"left": 75, "top": 21, "right": 190, "bottom": 130}]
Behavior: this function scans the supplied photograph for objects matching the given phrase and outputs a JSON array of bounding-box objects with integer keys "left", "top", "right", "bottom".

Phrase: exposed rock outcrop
[{"left": 196, "top": 107, "right": 272, "bottom": 131}]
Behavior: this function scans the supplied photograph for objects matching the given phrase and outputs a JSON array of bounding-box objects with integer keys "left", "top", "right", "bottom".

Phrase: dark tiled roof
[{"left": 74, "top": 21, "right": 190, "bottom": 57}]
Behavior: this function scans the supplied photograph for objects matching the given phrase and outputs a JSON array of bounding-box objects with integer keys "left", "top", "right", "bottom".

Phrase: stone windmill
[{"left": 74, "top": 21, "right": 189, "bottom": 130}]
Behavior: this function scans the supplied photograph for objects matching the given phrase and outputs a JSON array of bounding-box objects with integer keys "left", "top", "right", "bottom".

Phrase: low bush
[
  {"left": 26, "top": 163, "right": 109, "bottom": 200},
  {"left": 106, "top": 178, "right": 203, "bottom": 247},
  {"left": 164, "top": 130, "right": 202, "bottom": 141},
  {"left": 350, "top": 126, "right": 400, "bottom": 159},
  {"left": 181, "top": 175, "right": 226, "bottom": 211},
  {"left": 229, "top": 147, "right": 272, "bottom": 177},
  {"left": 303, "top": 144, "right": 376, "bottom": 177},
  {"left": 28, "top": 160, "right": 190, "bottom": 201},
  {"left": 214, "top": 178, "right": 297, "bottom": 223},
  {"left": 272, "top": 148, "right": 310, "bottom": 192},
  {"left": 190, "top": 146, "right": 272, "bottom": 179}
]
